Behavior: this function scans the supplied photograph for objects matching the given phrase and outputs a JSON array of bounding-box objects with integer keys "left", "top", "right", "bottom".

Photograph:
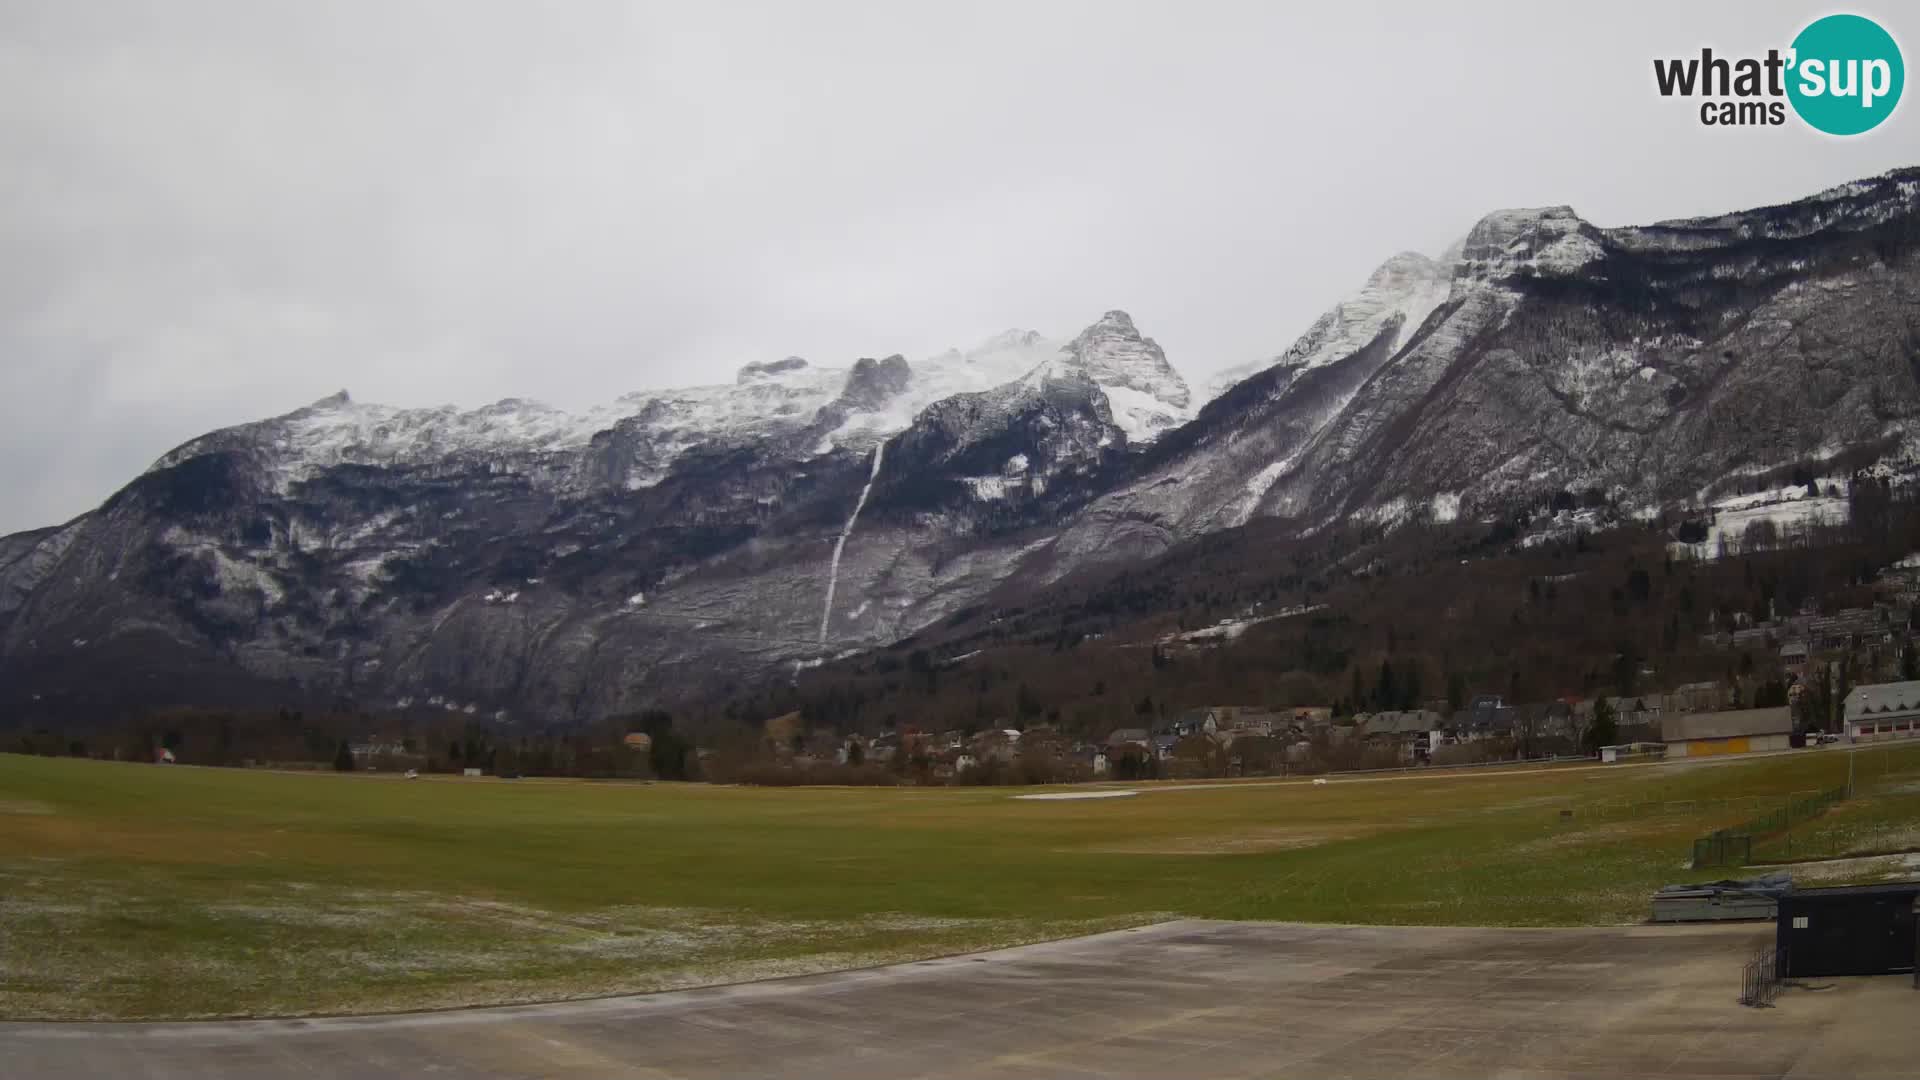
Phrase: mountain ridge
[{"left": 5, "top": 166, "right": 1919, "bottom": 721}]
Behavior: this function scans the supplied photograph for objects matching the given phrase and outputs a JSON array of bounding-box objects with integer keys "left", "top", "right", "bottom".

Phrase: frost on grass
[{"left": 0, "top": 875, "right": 1135, "bottom": 1020}]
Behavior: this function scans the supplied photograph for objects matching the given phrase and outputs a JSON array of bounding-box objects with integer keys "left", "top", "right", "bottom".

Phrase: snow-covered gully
[{"left": 818, "top": 439, "right": 886, "bottom": 644}]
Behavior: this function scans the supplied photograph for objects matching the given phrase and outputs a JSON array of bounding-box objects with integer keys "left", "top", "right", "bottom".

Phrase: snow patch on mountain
[
  {"left": 825, "top": 331, "right": 1061, "bottom": 447},
  {"left": 1100, "top": 383, "right": 1187, "bottom": 445},
  {"left": 818, "top": 439, "right": 887, "bottom": 644},
  {"left": 1670, "top": 486, "right": 1850, "bottom": 561}
]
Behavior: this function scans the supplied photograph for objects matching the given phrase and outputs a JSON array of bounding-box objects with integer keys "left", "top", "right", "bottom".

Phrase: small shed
[
  {"left": 1661, "top": 707, "right": 1792, "bottom": 757},
  {"left": 1776, "top": 882, "right": 1920, "bottom": 978}
]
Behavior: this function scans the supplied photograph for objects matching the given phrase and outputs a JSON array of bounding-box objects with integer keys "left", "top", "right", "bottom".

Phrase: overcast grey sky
[{"left": 1, "top": 1, "right": 1913, "bottom": 535}]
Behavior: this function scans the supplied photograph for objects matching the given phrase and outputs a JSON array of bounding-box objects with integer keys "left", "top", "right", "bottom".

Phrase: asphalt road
[{"left": 2, "top": 920, "right": 1909, "bottom": 1078}]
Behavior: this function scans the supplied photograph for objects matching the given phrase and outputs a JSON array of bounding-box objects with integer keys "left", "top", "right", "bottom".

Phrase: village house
[
  {"left": 1170, "top": 708, "right": 1220, "bottom": 738},
  {"left": 1226, "top": 713, "right": 1278, "bottom": 738},
  {"left": 1663, "top": 681, "right": 1726, "bottom": 715},
  {"left": 1778, "top": 640, "right": 1811, "bottom": 679},
  {"left": 1808, "top": 606, "right": 1893, "bottom": 652},
  {"left": 1363, "top": 710, "right": 1446, "bottom": 761},
  {"left": 970, "top": 728, "right": 1023, "bottom": 763},
  {"left": 1513, "top": 701, "right": 1580, "bottom": 753},
  {"left": 1573, "top": 695, "right": 1662, "bottom": 741},
  {"left": 1699, "top": 603, "right": 1895, "bottom": 662},
  {"left": 1067, "top": 743, "right": 1110, "bottom": 775},
  {"left": 348, "top": 738, "right": 406, "bottom": 761}
]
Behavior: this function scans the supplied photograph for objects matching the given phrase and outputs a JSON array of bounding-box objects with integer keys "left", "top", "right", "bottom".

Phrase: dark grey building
[{"left": 1776, "top": 883, "right": 1919, "bottom": 978}]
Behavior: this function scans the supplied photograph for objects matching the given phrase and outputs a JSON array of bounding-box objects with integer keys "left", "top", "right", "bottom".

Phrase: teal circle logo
[{"left": 1787, "top": 14, "right": 1904, "bottom": 135}]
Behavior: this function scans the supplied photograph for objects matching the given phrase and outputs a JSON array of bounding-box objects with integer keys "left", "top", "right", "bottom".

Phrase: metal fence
[
  {"left": 1692, "top": 832, "right": 1753, "bottom": 868},
  {"left": 1690, "top": 786, "right": 1848, "bottom": 868},
  {"left": 1739, "top": 944, "right": 1786, "bottom": 1007}
]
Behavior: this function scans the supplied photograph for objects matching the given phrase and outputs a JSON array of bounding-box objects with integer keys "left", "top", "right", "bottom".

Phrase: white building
[{"left": 1842, "top": 681, "right": 1920, "bottom": 743}]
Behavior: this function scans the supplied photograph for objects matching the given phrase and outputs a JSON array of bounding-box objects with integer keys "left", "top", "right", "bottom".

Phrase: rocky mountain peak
[
  {"left": 1016, "top": 310, "right": 1194, "bottom": 445},
  {"left": 1453, "top": 205, "right": 1603, "bottom": 281},
  {"left": 1058, "top": 310, "right": 1189, "bottom": 409},
  {"left": 736, "top": 356, "right": 810, "bottom": 384},
  {"left": 837, "top": 354, "right": 914, "bottom": 412}
]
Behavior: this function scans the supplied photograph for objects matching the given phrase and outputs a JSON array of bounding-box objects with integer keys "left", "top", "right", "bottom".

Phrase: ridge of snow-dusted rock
[
  {"left": 1206, "top": 252, "right": 1451, "bottom": 400},
  {"left": 820, "top": 330, "right": 1062, "bottom": 447},
  {"left": 150, "top": 388, "right": 661, "bottom": 495},
  {"left": 736, "top": 356, "right": 811, "bottom": 383},
  {"left": 146, "top": 329, "right": 1075, "bottom": 497}
]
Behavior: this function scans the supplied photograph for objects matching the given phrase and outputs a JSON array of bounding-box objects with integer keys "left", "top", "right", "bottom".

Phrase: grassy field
[{"left": 3, "top": 745, "right": 1918, "bottom": 1020}]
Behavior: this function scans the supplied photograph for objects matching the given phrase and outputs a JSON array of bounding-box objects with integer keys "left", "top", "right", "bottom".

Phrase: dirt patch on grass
[
  {"left": 0, "top": 800, "right": 54, "bottom": 815},
  {"left": 0, "top": 813, "right": 269, "bottom": 862},
  {"left": 1080, "top": 824, "right": 1376, "bottom": 855},
  {"left": 0, "top": 872, "right": 1136, "bottom": 1020},
  {"left": 1505, "top": 820, "right": 1683, "bottom": 856},
  {"left": 1771, "top": 852, "right": 1920, "bottom": 885}
]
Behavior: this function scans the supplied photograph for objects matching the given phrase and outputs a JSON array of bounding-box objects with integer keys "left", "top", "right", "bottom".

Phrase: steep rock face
[
  {"left": 6, "top": 169, "right": 1920, "bottom": 720},
  {"left": 1299, "top": 176, "right": 1920, "bottom": 527},
  {"left": 1055, "top": 170, "right": 1920, "bottom": 567}
]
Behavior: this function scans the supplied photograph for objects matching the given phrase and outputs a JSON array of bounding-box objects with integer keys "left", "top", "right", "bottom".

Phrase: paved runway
[{"left": 2, "top": 920, "right": 1910, "bottom": 1078}]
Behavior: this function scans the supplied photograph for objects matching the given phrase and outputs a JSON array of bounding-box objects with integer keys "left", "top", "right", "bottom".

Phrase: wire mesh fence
[
  {"left": 1690, "top": 786, "right": 1848, "bottom": 868},
  {"left": 1692, "top": 832, "right": 1753, "bottom": 868},
  {"left": 1576, "top": 794, "right": 1783, "bottom": 821},
  {"left": 1739, "top": 944, "right": 1785, "bottom": 1007}
]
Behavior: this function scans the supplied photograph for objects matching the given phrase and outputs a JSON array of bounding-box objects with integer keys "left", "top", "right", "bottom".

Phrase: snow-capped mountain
[
  {"left": 5, "top": 167, "right": 1919, "bottom": 719},
  {"left": 0, "top": 312, "right": 1188, "bottom": 717}
]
